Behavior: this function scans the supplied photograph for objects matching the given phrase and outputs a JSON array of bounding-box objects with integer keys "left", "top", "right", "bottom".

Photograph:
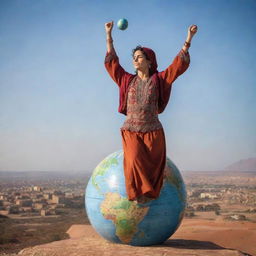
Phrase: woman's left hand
[{"left": 188, "top": 24, "right": 198, "bottom": 37}]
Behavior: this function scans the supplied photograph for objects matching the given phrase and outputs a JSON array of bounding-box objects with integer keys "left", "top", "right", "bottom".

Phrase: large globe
[{"left": 85, "top": 150, "right": 187, "bottom": 246}]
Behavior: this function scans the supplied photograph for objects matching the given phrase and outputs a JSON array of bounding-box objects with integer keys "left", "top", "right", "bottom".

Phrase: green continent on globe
[
  {"left": 91, "top": 153, "right": 119, "bottom": 193},
  {"left": 164, "top": 160, "right": 185, "bottom": 202},
  {"left": 100, "top": 192, "right": 149, "bottom": 244}
]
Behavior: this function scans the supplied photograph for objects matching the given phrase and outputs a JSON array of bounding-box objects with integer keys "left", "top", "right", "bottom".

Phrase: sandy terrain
[
  {"left": 173, "top": 218, "right": 256, "bottom": 256},
  {"left": 18, "top": 218, "right": 255, "bottom": 256}
]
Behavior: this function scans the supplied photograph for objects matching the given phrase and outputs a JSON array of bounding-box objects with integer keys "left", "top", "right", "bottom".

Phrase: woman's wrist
[
  {"left": 106, "top": 35, "right": 113, "bottom": 42},
  {"left": 182, "top": 37, "right": 192, "bottom": 53},
  {"left": 186, "top": 34, "right": 192, "bottom": 43},
  {"left": 106, "top": 38, "right": 113, "bottom": 44},
  {"left": 106, "top": 31, "right": 112, "bottom": 37},
  {"left": 184, "top": 41, "right": 190, "bottom": 48},
  {"left": 106, "top": 37, "right": 113, "bottom": 42}
]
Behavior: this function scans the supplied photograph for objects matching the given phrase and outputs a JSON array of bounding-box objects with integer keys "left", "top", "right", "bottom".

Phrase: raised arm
[
  {"left": 182, "top": 24, "right": 198, "bottom": 53},
  {"left": 105, "top": 21, "right": 115, "bottom": 54},
  {"left": 104, "top": 21, "right": 133, "bottom": 87},
  {"left": 158, "top": 24, "right": 198, "bottom": 86}
]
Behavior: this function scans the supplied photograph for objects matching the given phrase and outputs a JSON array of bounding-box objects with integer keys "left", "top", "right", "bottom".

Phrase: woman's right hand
[
  {"left": 188, "top": 24, "right": 198, "bottom": 38},
  {"left": 105, "top": 21, "right": 114, "bottom": 34}
]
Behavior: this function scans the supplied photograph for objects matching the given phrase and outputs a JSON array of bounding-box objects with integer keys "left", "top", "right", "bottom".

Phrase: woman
[{"left": 105, "top": 21, "right": 197, "bottom": 203}]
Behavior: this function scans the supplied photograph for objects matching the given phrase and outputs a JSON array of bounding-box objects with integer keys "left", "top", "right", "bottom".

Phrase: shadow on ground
[{"left": 153, "top": 239, "right": 252, "bottom": 255}]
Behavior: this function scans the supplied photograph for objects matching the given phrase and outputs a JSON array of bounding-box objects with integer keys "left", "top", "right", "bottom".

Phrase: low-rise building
[
  {"left": 0, "top": 210, "right": 9, "bottom": 215},
  {"left": 40, "top": 208, "right": 56, "bottom": 216},
  {"left": 200, "top": 192, "right": 219, "bottom": 199},
  {"left": 0, "top": 195, "right": 7, "bottom": 200},
  {"left": 33, "top": 186, "right": 42, "bottom": 192},
  {"left": 33, "top": 203, "right": 46, "bottom": 210},
  {"left": 21, "top": 207, "right": 33, "bottom": 213},
  {"left": 43, "top": 193, "right": 52, "bottom": 200},
  {"left": 15, "top": 199, "right": 32, "bottom": 207},
  {"left": 7, "top": 205, "right": 19, "bottom": 214},
  {"left": 52, "top": 195, "right": 65, "bottom": 204}
]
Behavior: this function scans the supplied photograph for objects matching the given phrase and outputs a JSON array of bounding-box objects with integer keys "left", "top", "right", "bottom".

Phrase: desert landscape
[
  {"left": 0, "top": 164, "right": 255, "bottom": 256},
  {"left": 16, "top": 219, "right": 255, "bottom": 256}
]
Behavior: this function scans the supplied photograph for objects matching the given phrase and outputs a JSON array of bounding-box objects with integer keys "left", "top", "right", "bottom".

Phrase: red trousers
[{"left": 121, "top": 128, "right": 166, "bottom": 200}]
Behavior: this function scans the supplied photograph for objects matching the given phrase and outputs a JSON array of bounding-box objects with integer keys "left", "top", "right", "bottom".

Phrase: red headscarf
[{"left": 141, "top": 47, "right": 158, "bottom": 74}]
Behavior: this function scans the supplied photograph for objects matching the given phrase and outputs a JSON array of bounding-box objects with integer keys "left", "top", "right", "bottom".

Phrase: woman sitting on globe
[{"left": 104, "top": 21, "right": 197, "bottom": 204}]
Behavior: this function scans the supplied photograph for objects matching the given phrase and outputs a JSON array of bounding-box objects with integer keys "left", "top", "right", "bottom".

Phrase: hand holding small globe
[{"left": 105, "top": 19, "right": 128, "bottom": 34}]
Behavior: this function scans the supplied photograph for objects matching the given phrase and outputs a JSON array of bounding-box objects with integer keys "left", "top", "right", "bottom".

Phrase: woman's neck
[{"left": 137, "top": 69, "right": 149, "bottom": 81}]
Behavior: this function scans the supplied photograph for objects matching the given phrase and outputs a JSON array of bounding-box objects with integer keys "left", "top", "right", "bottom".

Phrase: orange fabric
[{"left": 121, "top": 128, "right": 166, "bottom": 200}]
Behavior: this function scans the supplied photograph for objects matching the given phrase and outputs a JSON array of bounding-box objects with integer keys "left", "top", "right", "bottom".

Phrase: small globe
[
  {"left": 117, "top": 18, "right": 128, "bottom": 30},
  {"left": 85, "top": 150, "right": 187, "bottom": 246}
]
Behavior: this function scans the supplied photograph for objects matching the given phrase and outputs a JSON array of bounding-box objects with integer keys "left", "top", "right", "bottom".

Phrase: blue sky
[{"left": 0, "top": 0, "right": 255, "bottom": 172}]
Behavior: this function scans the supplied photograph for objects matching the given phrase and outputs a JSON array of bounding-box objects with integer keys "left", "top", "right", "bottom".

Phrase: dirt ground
[
  {"left": 173, "top": 218, "right": 256, "bottom": 256},
  {"left": 17, "top": 218, "right": 256, "bottom": 256}
]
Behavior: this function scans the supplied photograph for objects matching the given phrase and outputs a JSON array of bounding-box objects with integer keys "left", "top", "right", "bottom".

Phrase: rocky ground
[{"left": 15, "top": 218, "right": 255, "bottom": 256}]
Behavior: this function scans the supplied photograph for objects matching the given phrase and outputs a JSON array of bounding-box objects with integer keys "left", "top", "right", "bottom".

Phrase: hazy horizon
[{"left": 1, "top": 0, "right": 256, "bottom": 173}]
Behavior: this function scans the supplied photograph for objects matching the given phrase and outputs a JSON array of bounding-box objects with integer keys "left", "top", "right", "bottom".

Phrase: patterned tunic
[
  {"left": 121, "top": 76, "right": 163, "bottom": 132},
  {"left": 104, "top": 48, "right": 190, "bottom": 117}
]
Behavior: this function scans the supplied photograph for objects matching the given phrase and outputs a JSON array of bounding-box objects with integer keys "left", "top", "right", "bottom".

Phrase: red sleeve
[
  {"left": 104, "top": 49, "right": 131, "bottom": 88},
  {"left": 158, "top": 49, "right": 190, "bottom": 87}
]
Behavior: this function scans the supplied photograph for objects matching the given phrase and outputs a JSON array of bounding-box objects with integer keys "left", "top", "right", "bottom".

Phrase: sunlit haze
[{"left": 0, "top": 0, "right": 255, "bottom": 173}]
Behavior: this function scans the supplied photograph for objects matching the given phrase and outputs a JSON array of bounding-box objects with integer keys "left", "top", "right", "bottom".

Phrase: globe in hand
[{"left": 117, "top": 18, "right": 128, "bottom": 30}]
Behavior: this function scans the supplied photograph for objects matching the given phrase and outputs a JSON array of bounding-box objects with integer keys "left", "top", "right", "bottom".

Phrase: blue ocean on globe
[
  {"left": 85, "top": 150, "right": 187, "bottom": 246},
  {"left": 117, "top": 18, "right": 128, "bottom": 30}
]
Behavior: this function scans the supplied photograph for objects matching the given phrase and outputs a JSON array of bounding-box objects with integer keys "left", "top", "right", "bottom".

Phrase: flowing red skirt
[{"left": 121, "top": 128, "right": 166, "bottom": 201}]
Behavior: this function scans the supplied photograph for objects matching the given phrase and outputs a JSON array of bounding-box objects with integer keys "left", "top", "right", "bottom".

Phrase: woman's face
[{"left": 133, "top": 50, "right": 151, "bottom": 72}]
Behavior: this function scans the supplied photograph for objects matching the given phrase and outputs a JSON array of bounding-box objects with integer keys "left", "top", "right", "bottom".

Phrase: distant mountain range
[{"left": 224, "top": 157, "right": 256, "bottom": 172}]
